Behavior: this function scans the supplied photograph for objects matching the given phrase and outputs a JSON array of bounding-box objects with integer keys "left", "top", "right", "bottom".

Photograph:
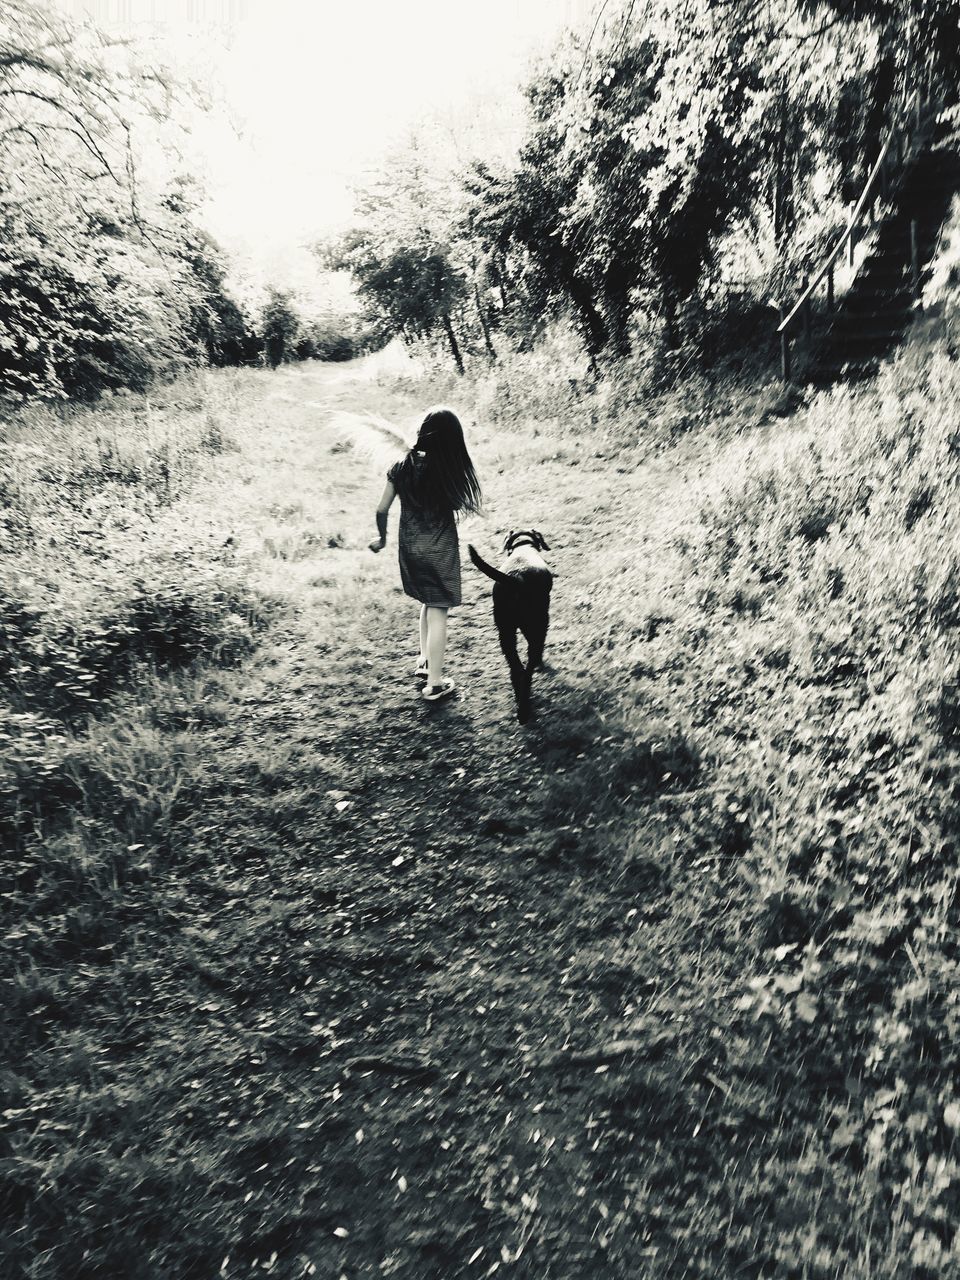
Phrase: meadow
[{"left": 3, "top": 300, "right": 960, "bottom": 1280}]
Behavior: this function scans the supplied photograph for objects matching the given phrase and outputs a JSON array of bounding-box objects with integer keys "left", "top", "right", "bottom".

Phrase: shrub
[{"left": 1, "top": 568, "right": 266, "bottom": 723}]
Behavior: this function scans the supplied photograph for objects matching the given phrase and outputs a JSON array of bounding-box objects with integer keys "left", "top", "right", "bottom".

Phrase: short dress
[{"left": 387, "top": 456, "right": 461, "bottom": 608}]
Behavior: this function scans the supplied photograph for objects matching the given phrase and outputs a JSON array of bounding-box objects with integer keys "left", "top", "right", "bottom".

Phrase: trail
[{"left": 151, "top": 355, "right": 736, "bottom": 1278}]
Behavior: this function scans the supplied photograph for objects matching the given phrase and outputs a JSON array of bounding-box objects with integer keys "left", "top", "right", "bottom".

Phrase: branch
[
  {"left": 2, "top": 118, "right": 114, "bottom": 183},
  {"left": 575, "top": 0, "right": 615, "bottom": 90},
  {"left": 529, "top": 1033, "right": 677, "bottom": 1068},
  {"left": 613, "top": 0, "right": 639, "bottom": 60},
  {"left": 0, "top": 86, "right": 118, "bottom": 179},
  {"left": 0, "top": 51, "right": 68, "bottom": 72},
  {"left": 122, "top": 121, "right": 165, "bottom": 258},
  {"left": 0, "top": 122, "right": 67, "bottom": 182},
  {"left": 780, "top": 15, "right": 846, "bottom": 43}
]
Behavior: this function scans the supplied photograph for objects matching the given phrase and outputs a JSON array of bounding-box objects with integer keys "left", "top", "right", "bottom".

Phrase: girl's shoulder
[{"left": 387, "top": 451, "right": 427, "bottom": 488}]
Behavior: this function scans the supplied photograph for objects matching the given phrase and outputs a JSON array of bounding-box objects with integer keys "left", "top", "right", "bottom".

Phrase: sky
[{"left": 57, "top": 0, "right": 596, "bottom": 258}]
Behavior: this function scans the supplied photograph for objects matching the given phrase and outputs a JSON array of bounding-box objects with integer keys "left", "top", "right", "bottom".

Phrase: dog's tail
[{"left": 468, "top": 544, "right": 517, "bottom": 588}]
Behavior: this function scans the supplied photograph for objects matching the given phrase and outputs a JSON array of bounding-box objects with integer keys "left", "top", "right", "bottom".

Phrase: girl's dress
[{"left": 387, "top": 454, "right": 461, "bottom": 608}]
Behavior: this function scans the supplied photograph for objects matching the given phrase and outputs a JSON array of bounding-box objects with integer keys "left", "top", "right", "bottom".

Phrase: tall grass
[{"left": 568, "top": 317, "right": 960, "bottom": 1275}]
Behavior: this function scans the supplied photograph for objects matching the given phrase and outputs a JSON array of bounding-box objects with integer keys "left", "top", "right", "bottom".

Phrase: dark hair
[{"left": 395, "top": 407, "right": 481, "bottom": 516}]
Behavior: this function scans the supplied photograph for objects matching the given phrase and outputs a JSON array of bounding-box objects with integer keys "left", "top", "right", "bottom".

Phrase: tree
[
  {"left": 461, "top": 0, "right": 900, "bottom": 362},
  {"left": 336, "top": 235, "right": 466, "bottom": 373},
  {"left": 261, "top": 290, "right": 299, "bottom": 368},
  {"left": 331, "top": 129, "right": 474, "bottom": 375},
  {"left": 465, "top": 102, "right": 611, "bottom": 364},
  {"left": 463, "top": 15, "right": 755, "bottom": 360},
  {"left": 0, "top": 2, "right": 224, "bottom": 398}
]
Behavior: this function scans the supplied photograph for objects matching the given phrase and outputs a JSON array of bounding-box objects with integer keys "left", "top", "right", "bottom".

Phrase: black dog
[{"left": 468, "top": 530, "right": 553, "bottom": 725}]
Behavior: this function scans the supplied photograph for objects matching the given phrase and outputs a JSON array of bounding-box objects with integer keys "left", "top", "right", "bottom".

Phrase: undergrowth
[
  {"left": 5, "top": 309, "right": 960, "bottom": 1277},
  {"left": 587, "top": 317, "right": 960, "bottom": 1275}
]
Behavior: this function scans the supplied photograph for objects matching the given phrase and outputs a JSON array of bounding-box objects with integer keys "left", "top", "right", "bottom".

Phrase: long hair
[{"left": 395, "top": 407, "right": 482, "bottom": 516}]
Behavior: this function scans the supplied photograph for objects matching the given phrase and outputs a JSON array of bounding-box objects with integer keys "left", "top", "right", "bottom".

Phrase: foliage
[
  {"left": 467, "top": 0, "right": 886, "bottom": 362},
  {"left": 0, "top": 2, "right": 254, "bottom": 398},
  {"left": 801, "top": 0, "right": 960, "bottom": 90},
  {"left": 328, "top": 131, "right": 475, "bottom": 375},
  {"left": 582, "top": 313, "right": 960, "bottom": 1272},
  {"left": 166, "top": 187, "right": 260, "bottom": 368},
  {"left": 0, "top": 364, "right": 273, "bottom": 849},
  {"left": 260, "top": 289, "right": 299, "bottom": 368},
  {"left": 340, "top": 0, "right": 953, "bottom": 371}
]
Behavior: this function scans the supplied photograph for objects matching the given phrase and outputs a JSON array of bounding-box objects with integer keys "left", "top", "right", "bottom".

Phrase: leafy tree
[
  {"left": 333, "top": 0, "right": 957, "bottom": 372},
  {"left": 261, "top": 290, "right": 299, "bottom": 368},
  {"left": 160, "top": 182, "right": 258, "bottom": 367},
  {"left": 465, "top": 73, "right": 610, "bottom": 363},
  {"left": 0, "top": 2, "right": 230, "bottom": 398},
  {"left": 463, "top": 13, "right": 760, "bottom": 360},
  {"left": 336, "top": 237, "right": 466, "bottom": 373},
  {"left": 328, "top": 128, "right": 477, "bottom": 375},
  {"left": 461, "top": 0, "right": 909, "bottom": 362}
]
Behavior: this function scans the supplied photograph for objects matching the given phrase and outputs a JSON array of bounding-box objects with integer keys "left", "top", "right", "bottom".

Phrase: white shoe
[{"left": 422, "top": 679, "right": 456, "bottom": 702}]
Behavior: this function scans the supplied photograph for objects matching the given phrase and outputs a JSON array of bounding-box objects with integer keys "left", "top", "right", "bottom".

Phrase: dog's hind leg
[
  {"left": 527, "top": 612, "right": 549, "bottom": 673},
  {"left": 494, "top": 606, "right": 531, "bottom": 724},
  {"left": 500, "top": 627, "right": 531, "bottom": 722},
  {"left": 520, "top": 600, "right": 550, "bottom": 674}
]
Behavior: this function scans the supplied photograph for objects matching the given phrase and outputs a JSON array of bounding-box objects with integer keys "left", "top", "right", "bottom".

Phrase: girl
[{"left": 369, "top": 407, "right": 481, "bottom": 702}]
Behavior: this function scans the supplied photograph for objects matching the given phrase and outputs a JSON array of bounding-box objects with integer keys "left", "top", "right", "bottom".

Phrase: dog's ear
[
  {"left": 503, "top": 531, "right": 515, "bottom": 552},
  {"left": 534, "top": 530, "right": 550, "bottom": 551}
]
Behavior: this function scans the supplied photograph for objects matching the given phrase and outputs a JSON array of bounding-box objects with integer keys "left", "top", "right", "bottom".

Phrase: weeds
[{"left": 6, "top": 319, "right": 960, "bottom": 1277}]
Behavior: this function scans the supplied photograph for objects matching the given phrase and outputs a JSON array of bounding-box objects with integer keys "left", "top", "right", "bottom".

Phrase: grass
[{"left": 3, "top": 295, "right": 960, "bottom": 1279}]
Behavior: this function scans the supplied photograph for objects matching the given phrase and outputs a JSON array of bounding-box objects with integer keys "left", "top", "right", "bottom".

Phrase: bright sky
[{"left": 60, "top": 0, "right": 594, "bottom": 256}]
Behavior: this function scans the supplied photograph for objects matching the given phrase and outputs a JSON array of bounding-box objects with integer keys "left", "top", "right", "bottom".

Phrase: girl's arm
[{"left": 369, "top": 481, "right": 396, "bottom": 552}]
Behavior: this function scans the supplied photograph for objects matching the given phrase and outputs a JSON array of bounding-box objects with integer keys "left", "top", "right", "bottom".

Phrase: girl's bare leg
[
  {"left": 417, "top": 601, "right": 427, "bottom": 665},
  {"left": 425, "top": 606, "right": 448, "bottom": 686}
]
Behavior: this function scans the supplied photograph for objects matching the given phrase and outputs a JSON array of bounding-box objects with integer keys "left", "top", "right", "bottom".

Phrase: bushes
[
  {"left": 0, "top": 567, "right": 267, "bottom": 848},
  {"left": 600, "top": 323, "right": 960, "bottom": 1254},
  {"left": 0, "top": 372, "right": 273, "bottom": 859},
  {"left": 681, "top": 348, "right": 960, "bottom": 890},
  {"left": 1, "top": 568, "right": 263, "bottom": 719},
  {"left": 512, "top": 316, "right": 960, "bottom": 1270},
  {"left": 257, "top": 288, "right": 382, "bottom": 367}
]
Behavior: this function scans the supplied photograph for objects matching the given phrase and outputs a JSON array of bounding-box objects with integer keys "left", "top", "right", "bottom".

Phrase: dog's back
[
  {"left": 500, "top": 544, "right": 552, "bottom": 582},
  {"left": 468, "top": 543, "right": 552, "bottom": 589}
]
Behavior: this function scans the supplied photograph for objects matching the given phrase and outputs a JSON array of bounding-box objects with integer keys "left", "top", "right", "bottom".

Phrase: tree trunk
[
  {"left": 605, "top": 287, "right": 633, "bottom": 359},
  {"left": 441, "top": 312, "right": 465, "bottom": 375},
  {"left": 567, "top": 275, "right": 608, "bottom": 359},
  {"left": 495, "top": 255, "right": 509, "bottom": 310},
  {"left": 662, "top": 287, "right": 679, "bottom": 349},
  {"left": 474, "top": 283, "right": 497, "bottom": 361}
]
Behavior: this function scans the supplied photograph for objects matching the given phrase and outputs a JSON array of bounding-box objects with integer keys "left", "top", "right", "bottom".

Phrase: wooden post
[
  {"left": 779, "top": 303, "right": 792, "bottom": 383},
  {"left": 911, "top": 217, "right": 920, "bottom": 300},
  {"left": 801, "top": 275, "right": 811, "bottom": 342},
  {"left": 781, "top": 328, "right": 791, "bottom": 383},
  {"left": 827, "top": 263, "right": 835, "bottom": 311}
]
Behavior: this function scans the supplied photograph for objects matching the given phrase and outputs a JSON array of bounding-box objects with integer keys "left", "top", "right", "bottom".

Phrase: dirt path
[{"left": 123, "top": 358, "right": 735, "bottom": 1279}]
